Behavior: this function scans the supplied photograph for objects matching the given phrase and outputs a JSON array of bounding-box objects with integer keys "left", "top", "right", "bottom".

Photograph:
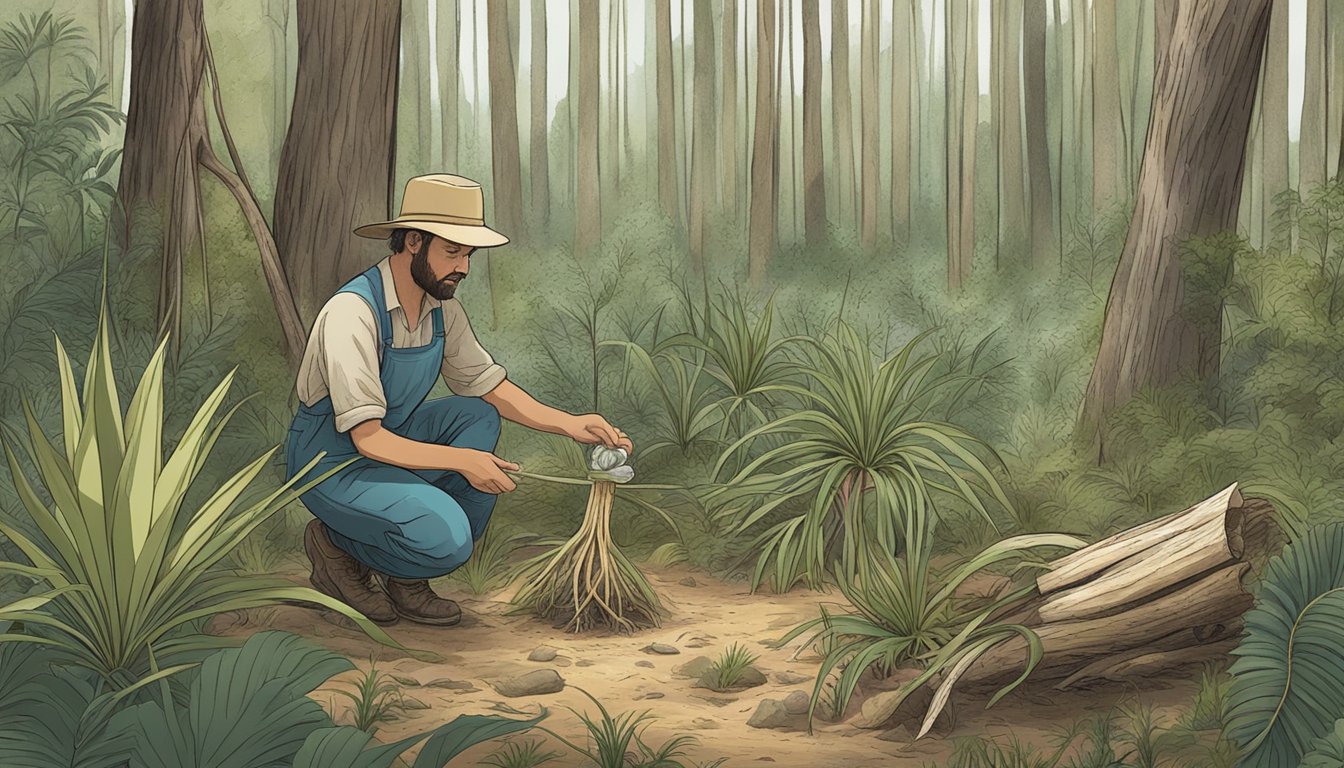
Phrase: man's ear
[{"left": 406, "top": 231, "right": 421, "bottom": 252}]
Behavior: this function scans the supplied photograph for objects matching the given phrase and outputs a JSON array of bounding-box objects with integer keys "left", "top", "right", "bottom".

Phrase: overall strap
[
  {"left": 360, "top": 266, "right": 395, "bottom": 354},
  {"left": 432, "top": 303, "right": 445, "bottom": 339}
]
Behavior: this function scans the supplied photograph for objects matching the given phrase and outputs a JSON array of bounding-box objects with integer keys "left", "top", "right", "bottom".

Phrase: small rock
[
  {"left": 758, "top": 758, "right": 777, "bottom": 763},
  {"left": 494, "top": 669, "right": 565, "bottom": 698},
  {"left": 674, "top": 656, "right": 715, "bottom": 679},
  {"left": 641, "top": 691, "right": 665, "bottom": 700},
  {"left": 554, "top": 658, "right": 572, "bottom": 668},
  {"left": 391, "top": 674, "right": 420, "bottom": 687},
  {"left": 528, "top": 646, "right": 558, "bottom": 662},
  {"left": 783, "top": 690, "right": 810, "bottom": 715},
  {"left": 691, "top": 717, "right": 720, "bottom": 730},
  {"left": 679, "top": 577, "right": 698, "bottom": 587},
  {"left": 747, "top": 699, "right": 791, "bottom": 729},
  {"left": 644, "top": 643, "right": 680, "bottom": 655},
  {"left": 576, "top": 659, "right": 595, "bottom": 667},
  {"left": 636, "top": 660, "right": 655, "bottom": 668},
  {"left": 425, "top": 678, "right": 478, "bottom": 691},
  {"left": 773, "top": 671, "right": 812, "bottom": 685}
]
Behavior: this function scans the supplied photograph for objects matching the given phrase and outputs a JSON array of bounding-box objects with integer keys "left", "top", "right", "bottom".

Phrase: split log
[{"left": 858, "top": 483, "right": 1281, "bottom": 730}]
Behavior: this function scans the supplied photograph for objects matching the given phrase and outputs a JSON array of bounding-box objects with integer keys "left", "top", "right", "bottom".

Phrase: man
[{"left": 286, "top": 174, "right": 632, "bottom": 627}]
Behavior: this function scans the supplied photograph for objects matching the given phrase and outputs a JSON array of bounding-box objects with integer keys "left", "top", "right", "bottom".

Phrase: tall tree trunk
[
  {"left": 1092, "top": 0, "right": 1123, "bottom": 210},
  {"left": 1053, "top": 0, "right": 1067, "bottom": 264},
  {"left": 438, "top": 0, "right": 460, "bottom": 169},
  {"left": 891, "top": 1, "right": 912, "bottom": 248},
  {"left": 606, "top": 0, "right": 619, "bottom": 194},
  {"left": 720, "top": 0, "right": 739, "bottom": 218},
  {"left": 802, "top": 0, "right": 826, "bottom": 246},
  {"left": 831, "top": 0, "right": 856, "bottom": 232},
  {"left": 401, "top": 0, "right": 432, "bottom": 164},
  {"left": 990, "top": 0, "right": 1003, "bottom": 267},
  {"left": 275, "top": 0, "right": 400, "bottom": 322},
  {"left": 486, "top": 0, "right": 523, "bottom": 250},
  {"left": 998, "top": 0, "right": 1027, "bottom": 260},
  {"left": 1301, "top": 0, "right": 1327, "bottom": 191},
  {"left": 1072, "top": 0, "right": 1091, "bottom": 220},
  {"left": 575, "top": 0, "right": 602, "bottom": 254},
  {"left": 267, "top": 0, "right": 290, "bottom": 172},
  {"left": 945, "top": 0, "right": 977, "bottom": 291},
  {"left": 1024, "top": 0, "right": 1054, "bottom": 266},
  {"left": 1080, "top": 0, "right": 1272, "bottom": 455},
  {"left": 529, "top": 0, "right": 549, "bottom": 228},
  {"left": 747, "top": 0, "right": 777, "bottom": 286},
  {"left": 859, "top": 0, "right": 879, "bottom": 250},
  {"left": 121, "top": 0, "right": 304, "bottom": 366},
  {"left": 689, "top": 0, "right": 716, "bottom": 269},
  {"left": 1263, "top": 0, "right": 1288, "bottom": 229},
  {"left": 654, "top": 0, "right": 678, "bottom": 221}
]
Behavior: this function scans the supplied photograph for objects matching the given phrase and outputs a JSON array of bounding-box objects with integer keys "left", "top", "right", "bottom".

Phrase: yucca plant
[
  {"left": 778, "top": 531, "right": 1083, "bottom": 737},
  {"left": 482, "top": 739, "right": 563, "bottom": 768},
  {"left": 539, "top": 686, "right": 699, "bottom": 768},
  {"left": 333, "top": 655, "right": 406, "bottom": 734},
  {"left": 708, "top": 323, "right": 1015, "bottom": 591},
  {"left": 1225, "top": 522, "right": 1344, "bottom": 767},
  {"left": 0, "top": 297, "right": 407, "bottom": 691},
  {"left": 706, "top": 642, "right": 759, "bottom": 691}
]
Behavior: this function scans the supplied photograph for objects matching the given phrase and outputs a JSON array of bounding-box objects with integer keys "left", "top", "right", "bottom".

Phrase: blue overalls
[{"left": 285, "top": 265, "right": 500, "bottom": 580}]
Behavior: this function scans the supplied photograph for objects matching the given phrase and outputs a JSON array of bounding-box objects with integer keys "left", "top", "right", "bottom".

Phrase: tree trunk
[
  {"left": 606, "top": 0, "right": 619, "bottom": 194},
  {"left": 484, "top": 1, "right": 523, "bottom": 245},
  {"left": 689, "top": 0, "right": 716, "bottom": 270},
  {"left": 401, "top": 0, "right": 432, "bottom": 164},
  {"left": 527, "top": 0, "right": 548, "bottom": 228},
  {"left": 747, "top": 0, "right": 777, "bottom": 286},
  {"left": 267, "top": 0, "right": 290, "bottom": 172},
  {"left": 797, "top": 0, "right": 825, "bottom": 246},
  {"left": 438, "top": 0, "right": 460, "bottom": 169},
  {"left": 1024, "top": 0, "right": 1054, "bottom": 266},
  {"left": 1301, "top": 0, "right": 1327, "bottom": 191},
  {"left": 720, "top": 0, "right": 739, "bottom": 219},
  {"left": 1091, "top": 0, "right": 1122, "bottom": 210},
  {"left": 858, "top": 0, "right": 879, "bottom": 250},
  {"left": 575, "top": 0, "right": 602, "bottom": 254},
  {"left": 276, "top": 0, "right": 399, "bottom": 322},
  {"left": 120, "top": 0, "right": 304, "bottom": 367},
  {"left": 945, "top": 0, "right": 977, "bottom": 291},
  {"left": 1071, "top": 0, "right": 1091, "bottom": 220},
  {"left": 651, "top": 0, "right": 678, "bottom": 223},
  {"left": 1080, "top": 0, "right": 1272, "bottom": 449},
  {"left": 890, "top": 2, "right": 912, "bottom": 248},
  {"left": 831, "top": 0, "right": 856, "bottom": 232},
  {"left": 1263, "top": 0, "right": 1284, "bottom": 205},
  {"left": 997, "top": 0, "right": 1027, "bottom": 261}
]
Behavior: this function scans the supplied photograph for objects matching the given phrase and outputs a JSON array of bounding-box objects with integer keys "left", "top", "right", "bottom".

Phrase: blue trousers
[{"left": 293, "top": 396, "right": 501, "bottom": 580}]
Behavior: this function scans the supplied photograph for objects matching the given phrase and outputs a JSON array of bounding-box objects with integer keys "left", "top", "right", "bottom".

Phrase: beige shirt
[{"left": 296, "top": 257, "right": 507, "bottom": 432}]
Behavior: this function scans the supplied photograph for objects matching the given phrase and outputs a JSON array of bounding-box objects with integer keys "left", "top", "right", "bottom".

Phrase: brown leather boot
[
  {"left": 304, "top": 520, "right": 397, "bottom": 625},
  {"left": 383, "top": 577, "right": 462, "bottom": 626}
]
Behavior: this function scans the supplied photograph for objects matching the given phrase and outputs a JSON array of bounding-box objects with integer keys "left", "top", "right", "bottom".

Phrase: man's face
[{"left": 407, "top": 232, "right": 474, "bottom": 301}]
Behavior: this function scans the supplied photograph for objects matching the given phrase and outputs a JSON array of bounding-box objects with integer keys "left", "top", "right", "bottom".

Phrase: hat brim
[{"left": 353, "top": 220, "right": 510, "bottom": 248}]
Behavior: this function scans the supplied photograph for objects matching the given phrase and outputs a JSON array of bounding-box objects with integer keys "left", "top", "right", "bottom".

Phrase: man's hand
[
  {"left": 452, "top": 448, "right": 520, "bottom": 494},
  {"left": 564, "top": 413, "right": 634, "bottom": 453}
]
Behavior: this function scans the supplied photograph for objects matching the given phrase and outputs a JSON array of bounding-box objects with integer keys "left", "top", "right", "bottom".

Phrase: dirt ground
[{"left": 215, "top": 562, "right": 1204, "bottom": 767}]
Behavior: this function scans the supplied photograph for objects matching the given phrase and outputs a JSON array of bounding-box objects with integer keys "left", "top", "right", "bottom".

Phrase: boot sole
[{"left": 390, "top": 605, "right": 462, "bottom": 626}]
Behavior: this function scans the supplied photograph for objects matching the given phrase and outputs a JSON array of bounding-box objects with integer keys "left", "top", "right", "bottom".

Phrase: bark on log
[{"left": 857, "top": 484, "right": 1281, "bottom": 730}]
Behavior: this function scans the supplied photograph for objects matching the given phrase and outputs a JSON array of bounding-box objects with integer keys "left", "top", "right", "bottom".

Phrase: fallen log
[{"left": 858, "top": 483, "right": 1282, "bottom": 730}]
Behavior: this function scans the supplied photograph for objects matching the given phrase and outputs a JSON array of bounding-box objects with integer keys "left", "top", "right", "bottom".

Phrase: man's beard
[{"left": 410, "top": 237, "right": 466, "bottom": 300}]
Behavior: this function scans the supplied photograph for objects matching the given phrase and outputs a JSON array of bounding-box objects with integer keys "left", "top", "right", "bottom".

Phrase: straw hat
[{"left": 353, "top": 174, "right": 510, "bottom": 248}]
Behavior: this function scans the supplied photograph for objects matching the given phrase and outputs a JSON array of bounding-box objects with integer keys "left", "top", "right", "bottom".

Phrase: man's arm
[
  {"left": 349, "top": 420, "right": 519, "bottom": 493},
  {"left": 482, "top": 378, "right": 633, "bottom": 452}
]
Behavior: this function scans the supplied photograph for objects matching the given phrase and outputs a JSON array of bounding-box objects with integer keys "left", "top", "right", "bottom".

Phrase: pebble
[
  {"left": 644, "top": 643, "right": 681, "bottom": 655},
  {"left": 576, "top": 659, "right": 595, "bottom": 667},
  {"left": 674, "top": 656, "right": 715, "bottom": 679},
  {"left": 783, "top": 691, "right": 810, "bottom": 715},
  {"left": 424, "top": 678, "right": 478, "bottom": 691},
  {"left": 679, "top": 576, "right": 698, "bottom": 587},
  {"left": 747, "top": 699, "right": 791, "bottom": 729},
  {"left": 773, "top": 671, "right": 812, "bottom": 685},
  {"left": 636, "top": 660, "right": 655, "bottom": 668},
  {"left": 528, "top": 646, "right": 558, "bottom": 662},
  {"left": 493, "top": 669, "right": 565, "bottom": 697},
  {"left": 641, "top": 691, "right": 665, "bottom": 700}
]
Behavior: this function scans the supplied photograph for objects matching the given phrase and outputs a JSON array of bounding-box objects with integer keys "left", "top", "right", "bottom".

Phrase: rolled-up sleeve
[
  {"left": 440, "top": 299, "right": 507, "bottom": 396},
  {"left": 316, "top": 293, "right": 388, "bottom": 432}
]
